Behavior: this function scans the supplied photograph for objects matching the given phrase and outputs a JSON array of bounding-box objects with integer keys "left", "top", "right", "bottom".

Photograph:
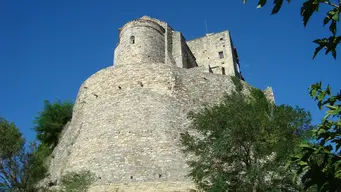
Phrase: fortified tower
[
  {"left": 113, "top": 16, "right": 242, "bottom": 77},
  {"left": 114, "top": 17, "right": 166, "bottom": 65},
  {"left": 46, "top": 16, "right": 270, "bottom": 192}
]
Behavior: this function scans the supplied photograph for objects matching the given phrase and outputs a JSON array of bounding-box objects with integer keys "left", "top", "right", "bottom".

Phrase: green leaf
[
  {"left": 301, "top": 0, "right": 319, "bottom": 26},
  {"left": 313, "top": 38, "right": 327, "bottom": 59},
  {"left": 257, "top": 0, "right": 267, "bottom": 8},
  {"left": 299, "top": 143, "right": 314, "bottom": 150},
  {"left": 326, "top": 85, "right": 331, "bottom": 95},
  {"left": 331, "top": 47, "right": 337, "bottom": 58},
  {"left": 329, "top": 21, "right": 337, "bottom": 35},
  {"left": 272, "top": 0, "right": 284, "bottom": 14},
  {"left": 317, "top": 128, "right": 326, "bottom": 135},
  {"left": 332, "top": 9, "right": 340, "bottom": 22}
]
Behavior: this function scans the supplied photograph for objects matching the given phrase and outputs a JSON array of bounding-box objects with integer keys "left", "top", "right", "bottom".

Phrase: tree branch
[
  {"left": 0, "top": 163, "right": 14, "bottom": 189},
  {"left": 322, "top": 1, "right": 339, "bottom": 8},
  {"left": 0, "top": 174, "right": 11, "bottom": 189}
]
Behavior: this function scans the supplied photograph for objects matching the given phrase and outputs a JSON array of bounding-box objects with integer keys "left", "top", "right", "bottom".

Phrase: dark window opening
[
  {"left": 219, "top": 51, "right": 224, "bottom": 59},
  {"left": 130, "top": 36, "right": 135, "bottom": 44},
  {"left": 222, "top": 67, "right": 225, "bottom": 75},
  {"left": 220, "top": 37, "right": 224, "bottom": 41}
]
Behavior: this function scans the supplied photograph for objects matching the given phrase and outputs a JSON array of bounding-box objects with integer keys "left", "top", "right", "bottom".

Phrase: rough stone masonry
[{"left": 47, "top": 16, "right": 274, "bottom": 192}]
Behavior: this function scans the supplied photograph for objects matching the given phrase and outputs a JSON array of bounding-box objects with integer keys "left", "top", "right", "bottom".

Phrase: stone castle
[{"left": 47, "top": 16, "right": 273, "bottom": 191}]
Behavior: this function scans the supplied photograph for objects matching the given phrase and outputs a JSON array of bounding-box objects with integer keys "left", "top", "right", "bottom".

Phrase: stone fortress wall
[{"left": 47, "top": 16, "right": 272, "bottom": 192}]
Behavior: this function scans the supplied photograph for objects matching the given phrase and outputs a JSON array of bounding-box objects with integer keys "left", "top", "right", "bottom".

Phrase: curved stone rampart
[
  {"left": 48, "top": 62, "right": 250, "bottom": 191},
  {"left": 48, "top": 16, "right": 257, "bottom": 192}
]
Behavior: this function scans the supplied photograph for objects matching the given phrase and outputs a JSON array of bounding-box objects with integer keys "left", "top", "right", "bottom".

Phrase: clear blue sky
[{"left": 1, "top": 0, "right": 340, "bottom": 142}]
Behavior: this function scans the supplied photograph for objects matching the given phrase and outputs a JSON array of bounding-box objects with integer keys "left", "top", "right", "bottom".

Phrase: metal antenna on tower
[{"left": 205, "top": 20, "right": 208, "bottom": 35}]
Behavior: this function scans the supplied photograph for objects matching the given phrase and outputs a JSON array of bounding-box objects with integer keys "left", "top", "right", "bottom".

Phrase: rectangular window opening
[
  {"left": 219, "top": 51, "right": 224, "bottom": 59},
  {"left": 130, "top": 36, "right": 135, "bottom": 44}
]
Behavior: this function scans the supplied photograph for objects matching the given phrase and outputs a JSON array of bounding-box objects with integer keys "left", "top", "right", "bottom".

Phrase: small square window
[
  {"left": 220, "top": 37, "right": 224, "bottom": 41},
  {"left": 130, "top": 36, "right": 135, "bottom": 44},
  {"left": 218, "top": 51, "right": 224, "bottom": 59}
]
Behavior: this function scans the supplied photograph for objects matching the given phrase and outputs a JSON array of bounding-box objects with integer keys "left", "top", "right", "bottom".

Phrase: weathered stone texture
[
  {"left": 88, "top": 182, "right": 196, "bottom": 192},
  {"left": 264, "top": 86, "right": 275, "bottom": 103},
  {"left": 48, "top": 16, "right": 261, "bottom": 191},
  {"left": 114, "top": 16, "right": 238, "bottom": 75},
  {"left": 48, "top": 62, "right": 249, "bottom": 190},
  {"left": 187, "top": 31, "right": 239, "bottom": 76},
  {"left": 114, "top": 19, "right": 166, "bottom": 66}
]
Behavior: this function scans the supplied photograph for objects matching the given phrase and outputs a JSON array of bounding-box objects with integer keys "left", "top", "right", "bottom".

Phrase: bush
[
  {"left": 34, "top": 100, "right": 73, "bottom": 148},
  {"left": 60, "top": 170, "right": 95, "bottom": 192}
]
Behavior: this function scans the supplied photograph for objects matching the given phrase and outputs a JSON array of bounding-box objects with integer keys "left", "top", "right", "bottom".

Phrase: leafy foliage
[
  {"left": 60, "top": 170, "right": 95, "bottom": 192},
  {"left": 0, "top": 117, "right": 24, "bottom": 158},
  {"left": 24, "top": 143, "right": 51, "bottom": 190},
  {"left": 180, "top": 83, "right": 312, "bottom": 191},
  {"left": 243, "top": 0, "right": 341, "bottom": 59},
  {"left": 243, "top": 0, "right": 341, "bottom": 191},
  {"left": 34, "top": 100, "right": 74, "bottom": 148},
  {"left": 291, "top": 83, "right": 341, "bottom": 191},
  {"left": 0, "top": 118, "right": 48, "bottom": 192}
]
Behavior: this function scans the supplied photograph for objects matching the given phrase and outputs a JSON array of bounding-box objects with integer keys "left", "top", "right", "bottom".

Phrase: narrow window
[
  {"left": 130, "top": 36, "right": 135, "bottom": 44},
  {"left": 218, "top": 51, "right": 224, "bottom": 59},
  {"left": 222, "top": 67, "right": 225, "bottom": 75}
]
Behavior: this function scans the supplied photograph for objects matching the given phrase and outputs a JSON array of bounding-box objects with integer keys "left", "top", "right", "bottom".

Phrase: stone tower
[
  {"left": 47, "top": 16, "right": 269, "bottom": 191},
  {"left": 114, "top": 17, "right": 166, "bottom": 65}
]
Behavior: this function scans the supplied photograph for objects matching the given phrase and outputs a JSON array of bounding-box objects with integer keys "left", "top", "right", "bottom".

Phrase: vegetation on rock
[{"left": 59, "top": 170, "right": 95, "bottom": 192}]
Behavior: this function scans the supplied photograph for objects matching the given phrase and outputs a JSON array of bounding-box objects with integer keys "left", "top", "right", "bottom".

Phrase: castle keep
[
  {"left": 47, "top": 16, "right": 270, "bottom": 191},
  {"left": 114, "top": 16, "right": 243, "bottom": 78}
]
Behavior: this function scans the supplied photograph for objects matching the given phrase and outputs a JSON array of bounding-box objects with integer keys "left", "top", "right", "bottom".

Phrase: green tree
[
  {"left": 180, "top": 79, "right": 312, "bottom": 191},
  {"left": 0, "top": 117, "right": 48, "bottom": 192},
  {"left": 291, "top": 83, "right": 341, "bottom": 191},
  {"left": 34, "top": 100, "right": 74, "bottom": 148},
  {"left": 242, "top": 0, "right": 341, "bottom": 191}
]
